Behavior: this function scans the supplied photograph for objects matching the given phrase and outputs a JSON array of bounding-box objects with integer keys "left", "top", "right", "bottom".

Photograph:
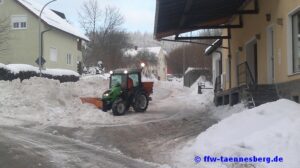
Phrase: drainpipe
[
  {"left": 41, "top": 29, "right": 52, "bottom": 64},
  {"left": 228, "top": 29, "right": 232, "bottom": 89}
]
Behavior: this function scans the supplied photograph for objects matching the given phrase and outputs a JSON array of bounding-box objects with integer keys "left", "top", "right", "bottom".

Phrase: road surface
[{"left": 0, "top": 81, "right": 217, "bottom": 167}]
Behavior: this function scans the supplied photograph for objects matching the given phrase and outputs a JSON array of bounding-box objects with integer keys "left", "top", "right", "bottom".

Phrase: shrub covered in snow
[{"left": 0, "top": 63, "right": 79, "bottom": 82}]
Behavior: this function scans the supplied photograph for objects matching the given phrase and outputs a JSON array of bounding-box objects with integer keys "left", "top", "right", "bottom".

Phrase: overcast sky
[{"left": 40, "top": 0, "right": 156, "bottom": 33}]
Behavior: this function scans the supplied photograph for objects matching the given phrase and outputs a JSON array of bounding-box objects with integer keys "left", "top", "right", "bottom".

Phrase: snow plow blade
[{"left": 80, "top": 97, "right": 103, "bottom": 109}]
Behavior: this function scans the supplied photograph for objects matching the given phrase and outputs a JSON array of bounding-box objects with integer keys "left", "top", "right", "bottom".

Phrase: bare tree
[
  {"left": 102, "top": 6, "right": 124, "bottom": 33},
  {"left": 0, "top": 18, "right": 9, "bottom": 53},
  {"left": 79, "top": 2, "right": 132, "bottom": 70},
  {"left": 78, "top": 0, "right": 101, "bottom": 35}
]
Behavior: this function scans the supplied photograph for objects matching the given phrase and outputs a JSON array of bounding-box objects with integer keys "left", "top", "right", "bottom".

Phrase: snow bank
[
  {"left": 0, "top": 77, "right": 115, "bottom": 127},
  {"left": 175, "top": 99, "right": 300, "bottom": 168},
  {"left": 0, "top": 63, "right": 79, "bottom": 76},
  {"left": 43, "top": 68, "right": 79, "bottom": 77}
]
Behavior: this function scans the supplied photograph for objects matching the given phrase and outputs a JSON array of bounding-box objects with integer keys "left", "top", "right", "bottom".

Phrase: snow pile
[
  {"left": 43, "top": 68, "right": 79, "bottom": 77},
  {"left": 1, "top": 63, "right": 79, "bottom": 77},
  {"left": 0, "top": 77, "right": 119, "bottom": 127},
  {"left": 82, "top": 73, "right": 111, "bottom": 80},
  {"left": 175, "top": 99, "right": 300, "bottom": 168}
]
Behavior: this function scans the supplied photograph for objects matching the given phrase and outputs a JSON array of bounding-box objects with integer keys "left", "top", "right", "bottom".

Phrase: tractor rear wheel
[
  {"left": 112, "top": 99, "right": 127, "bottom": 116},
  {"left": 133, "top": 93, "right": 149, "bottom": 112}
]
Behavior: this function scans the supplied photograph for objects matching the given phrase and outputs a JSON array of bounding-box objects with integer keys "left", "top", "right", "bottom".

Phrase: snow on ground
[
  {"left": 0, "top": 76, "right": 114, "bottom": 127},
  {"left": 174, "top": 99, "right": 300, "bottom": 168},
  {"left": 42, "top": 68, "right": 80, "bottom": 77},
  {"left": 1, "top": 72, "right": 299, "bottom": 168},
  {"left": 0, "top": 75, "right": 224, "bottom": 128}
]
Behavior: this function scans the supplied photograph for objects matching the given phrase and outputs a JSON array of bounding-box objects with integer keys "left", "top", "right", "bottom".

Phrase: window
[
  {"left": 67, "top": 54, "right": 72, "bottom": 65},
  {"left": 11, "top": 15, "right": 27, "bottom": 29},
  {"left": 50, "top": 48, "right": 57, "bottom": 62},
  {"left": 77, "top": 39, "right": 82, "bottom": 51},
  {"left": 129, "top": 73, "right": 140, "bottom": 87},
  {"left": 292, "top": 11, "right": 300, "bottom": 72}
]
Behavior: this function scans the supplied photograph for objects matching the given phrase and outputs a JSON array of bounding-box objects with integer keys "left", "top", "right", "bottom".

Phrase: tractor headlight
[{"left": 124, "top": 70, "right": 128, "bottom": 74}]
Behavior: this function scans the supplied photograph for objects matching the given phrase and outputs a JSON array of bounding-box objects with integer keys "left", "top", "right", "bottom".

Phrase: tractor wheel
[
  {"left": 133, "top": 93, "right": 149, "bottom": 112},
  {"left": 112, "top": 99, "right": 127, "bottom": 116}
]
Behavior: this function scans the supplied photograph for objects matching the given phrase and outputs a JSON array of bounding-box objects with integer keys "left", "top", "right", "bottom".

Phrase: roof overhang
[{"left": 154, "top": 0, "right": 256, "bottom": 40}]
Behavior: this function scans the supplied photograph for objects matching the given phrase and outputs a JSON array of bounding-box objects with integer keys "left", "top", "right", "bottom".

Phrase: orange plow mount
[{"left": 80, "top": 97, "right": 103, "bottom": 109}]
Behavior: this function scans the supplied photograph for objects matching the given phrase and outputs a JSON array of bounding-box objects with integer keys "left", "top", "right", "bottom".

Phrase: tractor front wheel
[
  {"left": 112, "top": 99, "right": 127, "bottom": 116},
  {"left": 133, "top": 93, "right": 149, "bottom": 112}
]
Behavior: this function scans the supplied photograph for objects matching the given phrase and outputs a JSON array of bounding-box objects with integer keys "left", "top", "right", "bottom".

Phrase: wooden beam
[
  {"left": 160, "top": 38, "right": 229, "bottom": 49},
  {"left": 175, "top": 35, "right": 231, "bottom": 40},
  {"left": 178, "top": 0, "right": 194, "bottom": 28}
]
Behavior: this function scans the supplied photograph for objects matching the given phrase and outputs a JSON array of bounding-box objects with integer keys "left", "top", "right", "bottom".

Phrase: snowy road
[
  {"left": 38, "top": 81, "right": 218, "bottom": 166},
  {"left": 0, "top": 77, "right": 220, "bottom": 167},
  {"left": 0, "top": 126, "right": 160, "bottom": 168}
]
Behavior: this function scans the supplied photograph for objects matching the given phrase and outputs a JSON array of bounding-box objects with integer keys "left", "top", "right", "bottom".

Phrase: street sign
[{"left": 35, "top": 57, "right": 46, "bottom": 66}]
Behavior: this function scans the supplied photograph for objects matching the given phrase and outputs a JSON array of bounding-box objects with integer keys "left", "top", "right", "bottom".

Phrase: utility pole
[{"left": 38, "top": 0, "right": 57, "bottom": 76}]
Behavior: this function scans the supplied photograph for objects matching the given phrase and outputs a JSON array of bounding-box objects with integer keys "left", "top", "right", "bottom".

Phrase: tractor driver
[
  {"left": 120, "top": 76, "right": 133, "bottom": 89},
  {"left": 128, "top": 77, "right": 134, "bottom": 89}
]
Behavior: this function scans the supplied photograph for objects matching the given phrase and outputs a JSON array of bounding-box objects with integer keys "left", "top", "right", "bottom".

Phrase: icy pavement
[
  {"left": 0, "top": 76, "right": 243, "bottom": 167},
  {"left": 0, "top": 126, "right": 163, "bottom": 168}
]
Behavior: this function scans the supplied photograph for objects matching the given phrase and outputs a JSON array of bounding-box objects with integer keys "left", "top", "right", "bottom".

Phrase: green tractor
[{"left": 81, "top": 68, "right": 153, "bottom": 116}]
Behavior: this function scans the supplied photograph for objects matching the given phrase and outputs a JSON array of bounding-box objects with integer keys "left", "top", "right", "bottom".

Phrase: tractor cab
[{"left": 109, "top": 69, "right": 142, "bottom": 90}]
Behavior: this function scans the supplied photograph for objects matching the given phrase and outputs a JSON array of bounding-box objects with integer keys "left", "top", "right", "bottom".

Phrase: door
[
  {"left": 246, "top": 39, "right": 258, "bottom": 83},
  {"left": 267, "top": 26, "right": 275, "bottom": 83}
]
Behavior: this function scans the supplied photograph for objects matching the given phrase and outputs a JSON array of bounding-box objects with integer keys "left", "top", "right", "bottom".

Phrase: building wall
[
  {"left": 43, "top": 28, "right": 81, "bottom": 70},
  {"left": 0, "top": 0, "right": 81, "bottom": 71},
  {"left": 222, "top": 0, "right": 300, "bottom": 91}
]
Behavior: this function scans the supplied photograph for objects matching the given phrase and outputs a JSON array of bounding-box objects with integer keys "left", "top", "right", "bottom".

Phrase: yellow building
[
  {"left": 154, "top": 0, "right": 300, "bottom": 106},
  {"left": 0, "top": 0, "right": 89, "bottom": 72}
]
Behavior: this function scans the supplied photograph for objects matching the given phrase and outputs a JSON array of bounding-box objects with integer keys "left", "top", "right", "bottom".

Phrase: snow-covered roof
[
  {"left": 16, "top": 0, "right": 89, "bottom": 41},
  {"left": 124, "top": 47, "right": 167, "bottom": 57},
  {"left": 184, "top": 67, "right": 207, "bottom": 75}
]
